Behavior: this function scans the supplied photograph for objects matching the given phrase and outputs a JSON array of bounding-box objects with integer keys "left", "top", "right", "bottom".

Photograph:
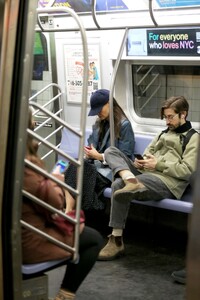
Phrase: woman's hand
[
  {"left": 51, "top": 173, "right": 64, "bottom": 182},
  {"left": 64, "top": 189, "right": 75, "bottom": 213},
  {"left": 79, "top": 222, "right": 85, "bottom": 234},
  {"left": 84, "top": 144, "right": 103, "bottom": 161}
]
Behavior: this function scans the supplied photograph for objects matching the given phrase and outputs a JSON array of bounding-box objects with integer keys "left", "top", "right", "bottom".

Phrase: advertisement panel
[
  {"left": 64, "top": 44, "right": 101, "bottom": 102},
  {"left": 156, "top": 0, "right": 200, "bottom": 8},
  {"left": 38, "top": 1, "right": 200, "bottom": 11},
  {"left": 38, "top": 0, "right": 128, "bottom": 11},
  {"left": 127, "top": 28, "right": 200, "bottom": 56}
]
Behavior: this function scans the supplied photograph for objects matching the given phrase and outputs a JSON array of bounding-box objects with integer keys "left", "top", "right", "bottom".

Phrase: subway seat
[
  {"left": 102, "top": 132, "right": 193, "bottom": 214},
  {"left": 103, "top": 186, "right": 193, "bottom": 213},
  {"left": 22, "top": 258, "right": 68, "bottom": 275},
  {"left": 58, "top": 128, "right": 193, "bottom": 215}
]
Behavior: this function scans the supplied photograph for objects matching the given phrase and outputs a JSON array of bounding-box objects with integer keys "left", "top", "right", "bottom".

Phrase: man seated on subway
[{"left": 97, "top": 95, "right": 199, "bottom": 261}]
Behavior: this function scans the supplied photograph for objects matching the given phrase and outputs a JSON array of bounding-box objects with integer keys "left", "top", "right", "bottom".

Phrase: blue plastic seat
[
  {"left": 103, "top": 187, "right": 193, "bottom": 213},
  {"left": 59, "top": 129, "right": 194, "bottom": 214},
  {"left": 22, "top": 258, "right": 68, "bottom": 275}
]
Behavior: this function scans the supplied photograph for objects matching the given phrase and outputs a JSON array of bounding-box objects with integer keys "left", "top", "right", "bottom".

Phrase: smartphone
[
  {"left": 52, "top": 160, "right": 69, "bottom": 174},
  {"left": 84, "top": 146, "right": 92, "bottom": 150},
  {"left": 134, "top": 153, "right": 144, "bottom": 160}
]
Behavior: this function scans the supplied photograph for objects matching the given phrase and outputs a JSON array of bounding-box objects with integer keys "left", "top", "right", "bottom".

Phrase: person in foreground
[
  {"left": 22, "top": 109, "right": 104, "bottom": 300},
  {"left": 65, "top": 89, "right": 135, "bottom": 211},
  {"left": 98, "top": 96, "right": 199, "bottom": 261}
]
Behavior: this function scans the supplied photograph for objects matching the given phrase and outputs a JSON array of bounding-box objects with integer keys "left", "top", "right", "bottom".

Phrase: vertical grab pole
[
  {"left": 109, "top": 28, "right": 128, "bottom": 147},
  {"left": 37, "top": 7, "right": 88, "bottom": 262},
  {"left": 149, "top": 0, "right": 158, "bottom": 27},
  {"left": 91, "top": 0, "right": 101, "bottom": 29}
]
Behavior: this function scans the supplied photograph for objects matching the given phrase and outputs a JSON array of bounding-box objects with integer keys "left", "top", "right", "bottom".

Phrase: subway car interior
[{"left": 0, "top": 0, "right": 200, "bottom": 299}]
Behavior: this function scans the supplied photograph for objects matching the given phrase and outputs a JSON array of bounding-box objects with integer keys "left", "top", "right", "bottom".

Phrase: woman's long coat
[{"left": 22, "top": 156, "right": 73, "bottom": 264}]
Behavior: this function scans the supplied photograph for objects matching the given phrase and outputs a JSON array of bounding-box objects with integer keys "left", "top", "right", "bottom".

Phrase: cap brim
[{"left": 88, "top": 106, "right": 102, "bottom": 116}]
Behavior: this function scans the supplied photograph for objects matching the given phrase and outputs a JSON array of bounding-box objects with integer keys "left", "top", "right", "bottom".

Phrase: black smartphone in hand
[{"left": 134, "top": 153, "right": 144, "bottom": 160}]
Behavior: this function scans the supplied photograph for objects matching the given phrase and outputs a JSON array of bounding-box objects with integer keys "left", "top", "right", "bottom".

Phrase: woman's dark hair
[
  {"left": 97, "top": 98, "right": 127, "bottom": 139},
  {"left": 160, "top": 96, "right": 189, "bottom": 119}
]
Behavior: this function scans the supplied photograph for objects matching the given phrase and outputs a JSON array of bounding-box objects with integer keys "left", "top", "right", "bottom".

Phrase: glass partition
[{"left": 132, "top": 64, "right": 200, "bottom": 122}]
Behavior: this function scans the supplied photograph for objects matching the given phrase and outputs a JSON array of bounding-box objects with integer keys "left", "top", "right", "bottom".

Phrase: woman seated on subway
[
  {"left": 22, "top": 108, "right": 104, "bottom": 300},
  {"left": 65, "top": 89, "right": 135, "bottom": 212}
]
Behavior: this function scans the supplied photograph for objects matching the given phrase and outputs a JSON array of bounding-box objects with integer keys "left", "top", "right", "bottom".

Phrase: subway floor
[{"left": 48, "top": 212, "right": 187, "bottom": 300}]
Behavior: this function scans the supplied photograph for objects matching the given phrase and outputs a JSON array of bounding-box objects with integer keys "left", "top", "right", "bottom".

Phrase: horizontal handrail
[
  {"left": 22, "top": 190, "right": 77, "bottom": 224},
  {"left": 27, "top": 128, "right": 80, "bottom": 168},
  {"left": 30, "top": 101, "right": 84, "bottom": 139},
  {"left": 34, "top": 111, "right": 63, "bottom": 132},
  {"left": 30, "top": 83, "right": 63, "bottom": 118},
  {"left": 24, "top": 159, "right": 79, "bottom": 197},
  {"left": 29, "top": 83, "right": 62, "bottom": 99},
  {"left": 21, "top": 220, "right": 74, "bottom": 254}
]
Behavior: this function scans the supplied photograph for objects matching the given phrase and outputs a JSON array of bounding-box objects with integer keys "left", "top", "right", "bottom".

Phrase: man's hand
[{"left": 134, "top": 154, "right": 157, "bottom": 171}]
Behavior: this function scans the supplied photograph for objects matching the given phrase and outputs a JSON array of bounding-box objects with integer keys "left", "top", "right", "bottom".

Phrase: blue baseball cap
[{"left": 88, "top": 89, "right": 109, "bottom": 116}]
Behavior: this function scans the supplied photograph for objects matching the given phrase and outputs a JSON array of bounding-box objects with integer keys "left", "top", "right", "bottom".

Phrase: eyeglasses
[{"left": 163, "top": 113, "right": 179, "bottom": 121}]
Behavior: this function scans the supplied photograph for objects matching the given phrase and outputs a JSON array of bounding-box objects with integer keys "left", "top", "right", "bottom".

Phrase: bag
[
  {"left": 52, "top": 209, "right": 85, "bottom": 235},
  {"left": 65, "top": 160, "right": 111, "bottom": 210}
]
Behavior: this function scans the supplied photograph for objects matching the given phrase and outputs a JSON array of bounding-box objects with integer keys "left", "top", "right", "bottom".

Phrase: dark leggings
[{"left": 61, "top": 226, "right": 104, "bottom": 293}]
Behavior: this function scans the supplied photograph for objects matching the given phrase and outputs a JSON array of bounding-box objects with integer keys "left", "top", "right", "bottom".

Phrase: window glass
[
  {"left": 132, "top": 64, "right": 200, "bottom": 122},
  {"left": 31, "top": 32, "right": 52, "bottom": 112},
  {"left": 32, "top": 32, "right": 49, "bottom": 80}
]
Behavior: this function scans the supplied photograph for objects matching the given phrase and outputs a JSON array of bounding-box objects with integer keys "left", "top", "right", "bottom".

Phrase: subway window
[
  {"left": 31, "top": 32, "right": 53, "bottom": 111},
  {"left": 32, "top": 32, "right": 49, "bottom": 81},
  {"left": 128, "top": 27, "right": 200, "bottom": 124},
  {"left": 132, "top": 64, "right": 200, "bottom": 122}
]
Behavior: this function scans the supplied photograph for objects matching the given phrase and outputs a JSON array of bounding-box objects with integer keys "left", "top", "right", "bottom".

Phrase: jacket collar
[{"left": 165, "top": 121, "right": 192, "bottom": 134}]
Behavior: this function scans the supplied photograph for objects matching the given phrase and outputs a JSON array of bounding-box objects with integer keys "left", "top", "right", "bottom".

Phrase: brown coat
[{"left": 22, "top": 156, "right": 73, "bottom": 264}]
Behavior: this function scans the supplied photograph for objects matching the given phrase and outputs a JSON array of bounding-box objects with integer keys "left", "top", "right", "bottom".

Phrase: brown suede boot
[
  {"left": 98, "top": 235, "right": 124, "bottom": 261},
  {"left": 114, "top": 180, "right": 146, "bottom": 197},
  {"left": 55, "top": 288, "right": 75, "bottom": 300}
]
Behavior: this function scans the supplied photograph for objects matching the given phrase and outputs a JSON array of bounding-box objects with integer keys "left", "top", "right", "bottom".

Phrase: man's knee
[{"left": 105, "top": 146, "right": 119, "bottom": 157}]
